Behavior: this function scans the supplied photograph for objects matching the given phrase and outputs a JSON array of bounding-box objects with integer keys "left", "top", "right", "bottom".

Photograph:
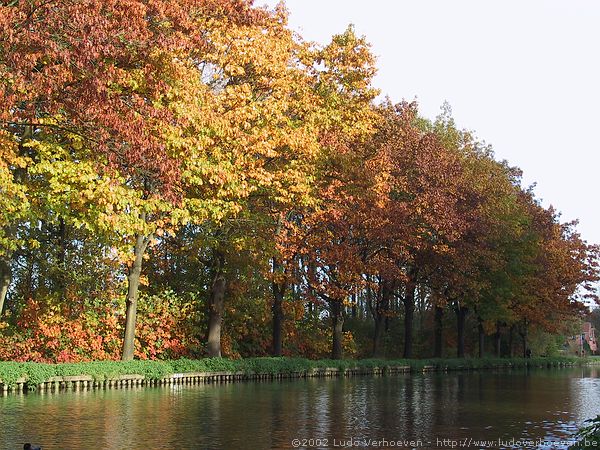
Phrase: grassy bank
[{"left": 0, "top": 356, "right": 596, "bottom": 390}]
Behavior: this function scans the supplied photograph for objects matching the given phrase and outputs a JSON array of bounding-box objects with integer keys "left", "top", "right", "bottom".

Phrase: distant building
[
  {"left": 583, "top": 322, "right": 597, "bottom": 353},
  {"left": 567, "top": 322, "right": 597, "bottom": 355}
]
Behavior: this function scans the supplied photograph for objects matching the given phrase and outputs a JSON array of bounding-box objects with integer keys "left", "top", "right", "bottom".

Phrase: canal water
[{"left": 1, "top": 366, "right": 598, "bottom": 449}]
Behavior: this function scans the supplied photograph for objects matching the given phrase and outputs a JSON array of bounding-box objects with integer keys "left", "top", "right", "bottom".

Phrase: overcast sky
[{"left": 261, "top": 0, "right": 600, "bottom": 246}]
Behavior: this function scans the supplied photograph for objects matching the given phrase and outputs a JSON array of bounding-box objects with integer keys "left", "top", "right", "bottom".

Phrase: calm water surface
[{"left": 1, "top": 367, "right": 599, "bottom": 449}]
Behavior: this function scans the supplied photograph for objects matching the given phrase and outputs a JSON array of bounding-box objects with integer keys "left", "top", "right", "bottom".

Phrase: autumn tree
[
  {"left": 276, "top": 25, "right": 381, "bottom": 356},
  {"left": 172, "top": 5, "right": 322, "bottom": 357},
  {"left": 0, "top": 0, "right": 265, "bottom": 360},
  {"left": 355, "top": 102, "right": 465, "bottom": 358},
  {"left": 1, "top": 1, "right": 597, "bottom": 364},
  {"left": 509, "top": 192, "right": 599, "bottom": 356}
]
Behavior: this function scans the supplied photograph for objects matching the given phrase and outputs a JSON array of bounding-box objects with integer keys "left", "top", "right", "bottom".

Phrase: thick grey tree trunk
[
  {"left": 0, "top": 257, "right": 11, "bottom": 316},
  {"left": 372, "top": 314, "right": 385, "bottom": 358},
  {"left": 122, "top": 233, "right": 150, "bottom": 361},
  {"left": 271, "top": 257, "right": 285, "bottom": 356},
  {"left": 331, "top": 300, "right": 344, "bottom": 360},
  {"left": 402, "top": 279, "right": 416, "bottom": 359},
  {"left": 207, "top": 250, "right": 226, "bottom": 358}
]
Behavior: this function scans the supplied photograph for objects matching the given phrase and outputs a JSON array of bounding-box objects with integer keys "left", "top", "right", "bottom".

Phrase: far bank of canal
[
  {"left": 0, "top": 357, "right": 598, "bottom": 394},
  {"left": 1, "top": 365, "right": 599, "bottom": 449}
]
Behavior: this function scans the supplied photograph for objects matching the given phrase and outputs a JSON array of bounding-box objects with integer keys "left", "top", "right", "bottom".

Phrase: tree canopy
[{"left": 0, "top": 0, "right": 597, "bottom": 362}]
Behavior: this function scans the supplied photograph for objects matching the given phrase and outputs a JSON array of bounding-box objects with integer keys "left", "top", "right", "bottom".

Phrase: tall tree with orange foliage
[
  {"left": 356, "top": 102, "right": 465, "bottom": 357},
  {"left": 175, "top": 5, "right": 324, "bottom": 357},
  {"left": 277, "top": 25, "right": 380, "bottom": 359},
  {"left": 0, "top": 0, "right": 266, "bottom": 360}
]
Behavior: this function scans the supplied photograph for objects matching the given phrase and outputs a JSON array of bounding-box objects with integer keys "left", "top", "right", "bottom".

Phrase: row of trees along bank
[{"left": 0, "top": 0, "right": 598, "bottom": 362}]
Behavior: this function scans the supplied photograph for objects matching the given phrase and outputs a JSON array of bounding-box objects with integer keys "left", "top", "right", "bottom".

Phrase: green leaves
[{"left": 570, "top": 415, "right": 600, "bottom": 450}]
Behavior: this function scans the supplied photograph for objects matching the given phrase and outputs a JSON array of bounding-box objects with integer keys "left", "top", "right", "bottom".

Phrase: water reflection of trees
[{"left": 2, "top": 369, "right": 600, "bottom": 448}]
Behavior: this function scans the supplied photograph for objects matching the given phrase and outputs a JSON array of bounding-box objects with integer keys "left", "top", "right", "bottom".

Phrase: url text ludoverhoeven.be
[{"left": 290, "top": 437, "right": 590, "bottom": 448}]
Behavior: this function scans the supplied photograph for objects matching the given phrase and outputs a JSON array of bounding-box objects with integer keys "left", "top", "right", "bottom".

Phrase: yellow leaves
[
  {"left": 139, "top": 275, "right": 149, "bottom": 287},
  {"left": 0, "top": 134, "right": 30, "bottom": 244},
  {"left": 116, "top": 247, "right": 135, "bottom": 266},
  {"left": 28, "top": 238, "right": 41, "bottom": 249},
  {"left": 342, "top": 298, "right": 354, "bottom": 307},
  {"left": 224, "top": 62, "right": 246, "bottom": 77},
  {"left": 0, "top": 2, "right": 380, "bottom": 275}
]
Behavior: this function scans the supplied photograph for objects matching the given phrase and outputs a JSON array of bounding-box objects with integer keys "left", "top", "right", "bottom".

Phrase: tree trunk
[
  {"left": 434, "top": 305, "right": 444, "bottom": 358},
  {"left": 271, "top": 257, "right": 285, "bottom": 356},
  {"left": 478, "top": 320, "right": 485, "bottom": 358},
  {"left": 456, "top": 305, "right": 468, "bottom": 358},
  {"left": 373, "top": 314, "right": 385, "bottom": 358},
  {"left": 494, "top": 322, "right": 501, "bottom": 358},
  {"left": 417, "top": 286, "right": 426, "bottom": 336},
  {"left": 121, "top": 233, "right": 150, "bottom": 361},
  {"left": 207, "top": 250, "right": 226, "bottom": 358},
  {"left": 402, "top": 278, "right": 416, "bottom": 359},
  {"left": 0, "top": 257, "right": 11, "bottom": 317},
  {"left": 331, "top": 300, "right": 344, "bottom": 360},
  {"left": 372, "top": 280, "right": 391, "bottom": 358},
  {"left": 521, "top": 319, "right": 529, "bottom": 358},
  {"left": 508, "top": 324, "right": 515, "bottom": 358},
  {"left": 56, "top": 218, "right": 67, "bottom": 300}
]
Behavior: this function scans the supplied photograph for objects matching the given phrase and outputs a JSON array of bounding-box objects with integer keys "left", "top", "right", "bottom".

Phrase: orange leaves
[
  {"left": 1, "top": 0, "right": 596, "bottom": 363},
  {"left": 0, "top": 289, "right": 205, "bottom": 362},
  {"left": 0, "top": 0, "right": 267, "bottom": 198},
  {"left": 0, "top": 296, "right": 122, "bottom": 362},
  {"left": 510, "top": 193, "right": 600, "bottom": 330}
]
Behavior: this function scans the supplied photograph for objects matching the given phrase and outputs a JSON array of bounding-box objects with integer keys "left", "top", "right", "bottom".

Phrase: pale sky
[{"left": 262, "top": 0, "right": 600, "bottom": 247}]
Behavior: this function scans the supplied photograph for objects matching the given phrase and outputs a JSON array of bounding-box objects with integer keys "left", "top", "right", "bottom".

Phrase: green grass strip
[{"left": 0, "top": 356, "right": 596, "bottom": 390}]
